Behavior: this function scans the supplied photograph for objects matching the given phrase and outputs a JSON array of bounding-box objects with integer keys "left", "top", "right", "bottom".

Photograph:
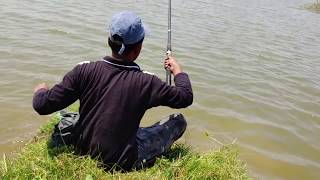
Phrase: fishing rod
[{"left": 166, "top": 0, "right": 172, "bottom": 85}]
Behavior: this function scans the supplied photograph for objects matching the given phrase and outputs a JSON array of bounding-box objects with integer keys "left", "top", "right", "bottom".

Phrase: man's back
[
  {"left": 75, "top": 58, "right": 148, "bottom": 168},
  {"left": 33, "top": 56, "right": 193, "bottom": 169}
]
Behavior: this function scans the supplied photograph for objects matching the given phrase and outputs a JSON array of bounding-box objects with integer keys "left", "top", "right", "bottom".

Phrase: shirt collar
[{"left": 102, "top": 56, "right": 141, "bottom": 71}]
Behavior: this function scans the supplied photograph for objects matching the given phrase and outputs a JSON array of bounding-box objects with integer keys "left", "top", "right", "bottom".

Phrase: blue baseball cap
[{"left": 109, "top": 11, "right": 147, "bottom": 55}]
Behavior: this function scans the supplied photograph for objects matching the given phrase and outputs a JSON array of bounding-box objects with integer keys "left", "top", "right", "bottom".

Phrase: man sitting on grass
[{"left": 32, "top": 11, "right": 193, "bottom": 171}]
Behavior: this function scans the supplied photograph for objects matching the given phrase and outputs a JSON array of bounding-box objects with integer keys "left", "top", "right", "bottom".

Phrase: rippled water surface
[{"left": 0, "top": 0, "right": 319, "bottom": 179}]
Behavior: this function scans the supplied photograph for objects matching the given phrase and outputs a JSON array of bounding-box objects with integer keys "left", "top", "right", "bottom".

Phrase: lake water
[{"left": 0, "top": 0, "right": 319, "bottom": 179}]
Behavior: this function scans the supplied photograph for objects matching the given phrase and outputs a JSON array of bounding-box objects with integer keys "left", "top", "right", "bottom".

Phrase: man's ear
[
  {"left": 133, "top": 45, "right": 142, "bottom": 56},
  {"left": 128, "top": 43, "right": 142, "bottom": 61}
]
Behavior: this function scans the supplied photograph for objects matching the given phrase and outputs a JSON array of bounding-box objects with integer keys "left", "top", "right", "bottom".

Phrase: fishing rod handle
[
  {"left": 166, "top": 50, "right": 172, "bottom": 85},
  {"left": 166, "top": 68, "right": 172, "bottom": 85}
]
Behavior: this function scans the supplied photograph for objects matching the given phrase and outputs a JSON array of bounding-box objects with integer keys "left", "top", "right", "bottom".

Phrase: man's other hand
[
  {"left": 164, "top": 56, "right": 182, "bottom": 76},
  {"left": 34, "top": 83, "right": 49, "bottom": 93}
]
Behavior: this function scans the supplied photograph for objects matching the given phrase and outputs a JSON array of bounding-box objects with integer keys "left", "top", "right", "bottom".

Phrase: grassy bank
[
  {"left": 305, "top": 1, "right": 320, "bottom": 12},
  {"left": 0, "top": 112, "right": 250, "bottom": 179}
]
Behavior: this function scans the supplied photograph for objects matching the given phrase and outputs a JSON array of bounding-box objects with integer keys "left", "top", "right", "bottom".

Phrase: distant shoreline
[{"left": 305, "top": 1, "right": 320, "bottom": 12}]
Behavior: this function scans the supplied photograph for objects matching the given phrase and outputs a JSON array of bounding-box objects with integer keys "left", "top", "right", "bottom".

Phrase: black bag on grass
[{"left": 51, "top": 111, "right": 79, "bottom": 147}]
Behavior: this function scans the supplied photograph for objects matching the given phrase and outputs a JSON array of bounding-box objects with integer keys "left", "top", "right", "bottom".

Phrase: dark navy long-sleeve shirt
[{"left": 33, "top": 56, "right": 193, "bottom": 170}]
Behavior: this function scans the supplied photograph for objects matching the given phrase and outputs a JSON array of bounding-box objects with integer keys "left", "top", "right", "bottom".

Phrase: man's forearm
[
  {"left": 33, "top": 89, "right": 51, "bottom": 115},
  {"left": 171, "top": 72, "right": 193, "bottom": 108}
]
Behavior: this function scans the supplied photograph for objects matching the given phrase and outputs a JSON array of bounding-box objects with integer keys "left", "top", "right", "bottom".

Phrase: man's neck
[{"left": 111, "top": 53, "right": 125, "bottom": 62}]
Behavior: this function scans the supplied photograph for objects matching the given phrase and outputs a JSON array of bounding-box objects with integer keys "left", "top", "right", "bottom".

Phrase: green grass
[{"left": 0, "top": 109, "right": 250, "bottom": 179}]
